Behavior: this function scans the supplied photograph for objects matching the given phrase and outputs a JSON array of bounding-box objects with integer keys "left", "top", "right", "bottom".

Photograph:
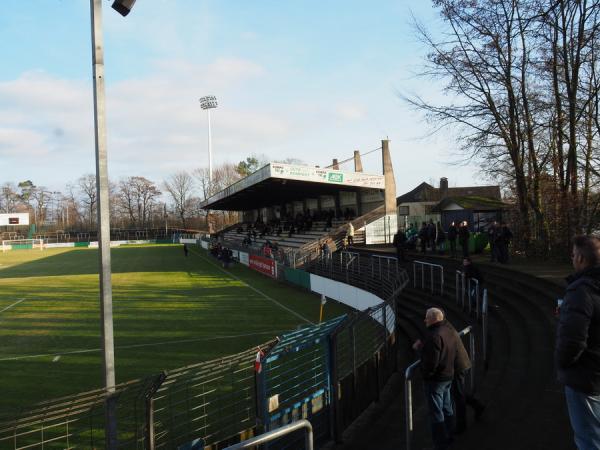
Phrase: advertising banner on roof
[{"left": 269, "top": 163, "right": 385, "bottom": 189}]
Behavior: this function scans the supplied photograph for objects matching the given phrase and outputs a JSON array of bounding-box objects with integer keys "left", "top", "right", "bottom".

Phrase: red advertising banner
[{"left": 249, "top": 254, "right": 277, "bottom": 278}]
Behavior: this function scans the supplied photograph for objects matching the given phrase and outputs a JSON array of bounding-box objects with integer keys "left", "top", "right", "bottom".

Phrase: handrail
[
  {"left": 223, "top": 419, "right": 314, "bottom": 450},
  {"left": 413, "top": 260, "right": 444, "bottom": 296},
  {"left": 456, "top": 270, "right": 482, "bottom": 320},
  {"left": 404, "top": 326, "right": 474, "bottom": 450}
]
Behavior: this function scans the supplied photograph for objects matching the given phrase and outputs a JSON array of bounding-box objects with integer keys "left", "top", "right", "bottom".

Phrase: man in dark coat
[
  {"left": 419, "top": 222, "right": 428, "bottom": 254},
  {"left": 497, "top": 223, "right": 513, "bottom": 264},
  {"left": 487, "top": 221, "right": 498, "bottom": 262},
  {"left": 413, "top": 308, "right": 457, "bottom": 449},
  {"left": 393, "top": 228, "right": 407, "bottom": 262},
  {"left": 458, "top": 221, "right": 470, "bottom": 258},
  {"left": 556, "top": 235, "right": 600, "bottom": 449},
  {"left": 446, "top": 321, "right": 485, "bottom": 433},
  {"left": 447, "top": 222, "right": 458, "bottom": 258}
]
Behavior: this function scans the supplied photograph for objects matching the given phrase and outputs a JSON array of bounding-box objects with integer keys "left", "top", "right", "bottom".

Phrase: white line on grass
[
  {"left": 0, "top": 330, "right": 286, "bottom": 362},
  {"left": 190, "top": 248, "right": 314, "bottom": 325},
  {"left": 0, "top": 298, "right": 25, "bottom": 314}
]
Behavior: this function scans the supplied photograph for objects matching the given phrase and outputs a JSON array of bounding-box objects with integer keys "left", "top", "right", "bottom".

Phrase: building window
[{"left": 398, "top": 206, "right": 409, "bottom": 216}]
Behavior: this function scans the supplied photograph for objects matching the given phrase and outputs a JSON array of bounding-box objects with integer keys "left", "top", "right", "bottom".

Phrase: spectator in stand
[
  {"left": 487, "top": 221, "right": 499, "bottom": 262},
  {"left": 393, "top": 228, "right": 407, "bottom": 262},
  {"left": 556, "top": 235, "right": 600, "bottom": 450},
  {"left": 447, "top": 320, "right": 485, "bottom": 433},
  {"left": 428, "top": 220, "right": 437, "bottom": 253},
  {"left": 463, "top": 257, "right": 484, "bottom": 312},
  {"left": 263, "top": 243, "right": 273, "bottom": 259},
  {"left": 183, "top": 244, "right": 189, "bottom": 257},
  {"left": 322, "top": 239, "right": 330, "bottom": 260},
  {"left": 413, "top": 308, "right": 457, "bottom": 449},
  {"left": 288, "top": 224, "right": 296, "bottom": 238},
  {"left": 347, "top": 222, "right": 355, "bottom": 246},
  {"left": 436, "top": 222, "right": 446, "bottom": 255},
  {"left": 419, "top": 222, "right": 428, "bottom": 254},
  {"left": 447, "top": 222, "right": 458, "bottom": 258},
  {"left": 497, "top": 223, "right": 513, "bottom": 264},
  {"left": 458, "top": 221, "right": 470, "bottom": 258}
]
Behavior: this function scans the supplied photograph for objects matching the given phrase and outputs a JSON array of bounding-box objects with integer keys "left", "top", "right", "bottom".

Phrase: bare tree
[
  {"left": 0, "top": 183, "right": 20, "bottom": 213},
  {"left": 164, "top": 171, "right": 195, "bottom": 227},
  {"left": 77, "top": 174, "right": 97, "bottom": 229}
]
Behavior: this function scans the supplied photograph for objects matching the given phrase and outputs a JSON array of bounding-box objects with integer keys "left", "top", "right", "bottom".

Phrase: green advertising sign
[{"left": 327, "top": 172, "right": 344, "bottom": 183}]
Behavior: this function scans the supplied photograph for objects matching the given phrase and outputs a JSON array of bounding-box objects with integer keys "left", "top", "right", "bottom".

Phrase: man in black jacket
[
  {"left": 556, "top": 235, "right": 600, "bottom": 450},
  {"left": 413, "top": 308, "right": 457, "bottom": 449},
  {"left": 393, "top": 228, "right": 407, "bottom": 261}
]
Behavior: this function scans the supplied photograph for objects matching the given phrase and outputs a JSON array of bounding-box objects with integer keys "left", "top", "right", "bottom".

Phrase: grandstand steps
[{"left": 330, "top": 249, "right": 573, "bottom": 450}]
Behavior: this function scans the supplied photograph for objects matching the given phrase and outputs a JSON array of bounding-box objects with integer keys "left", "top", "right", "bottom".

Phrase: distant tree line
[
  {"left": 408, "top": 0, "right": 600, "bottom": 257},
  {"left": 0, "top": 153, "right": 296, "bottom": 232}
]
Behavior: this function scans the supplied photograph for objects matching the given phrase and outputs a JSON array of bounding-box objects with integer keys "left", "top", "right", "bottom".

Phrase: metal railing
[
  {"left": 223, "top": 419, "right": 313, "bottom": 450},
  {"left": 413, "top": 261, "right": 444, "bottom": 295},
  {"left": 456, "top": 271, "right": 483, "bottom": 320},
  {"left": 404, "top": 326, "right": 475, "bottom": 450}
]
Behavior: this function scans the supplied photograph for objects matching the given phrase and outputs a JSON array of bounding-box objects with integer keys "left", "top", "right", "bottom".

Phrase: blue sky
[{"left": 0, "top": 1, "right": 484, "bottom": 196}]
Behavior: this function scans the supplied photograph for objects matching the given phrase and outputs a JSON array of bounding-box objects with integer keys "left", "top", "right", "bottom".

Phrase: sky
[{"left": 0, "top": 0, "right": 486, "bottom": 198}]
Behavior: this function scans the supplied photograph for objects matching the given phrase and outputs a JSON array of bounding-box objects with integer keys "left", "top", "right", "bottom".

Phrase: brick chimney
[
  {"left": 332, "top": 158, "right": 339, "bottom": 170},
  {"left": 440, "top": 177, "right": 449, "bottom": 199}
]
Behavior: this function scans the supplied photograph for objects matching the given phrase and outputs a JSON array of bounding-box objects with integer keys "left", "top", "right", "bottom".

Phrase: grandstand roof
[{"left": 201, "top": 163, "right": 385, "bottom": 211}]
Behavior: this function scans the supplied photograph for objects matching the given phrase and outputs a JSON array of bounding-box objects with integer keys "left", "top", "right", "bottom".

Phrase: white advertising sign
[
  {"left": 269, "top": 163, "right": 385, "bottom": 189},
  {"left": 0, "top": 213, "right": 29, "bottom": 226}
]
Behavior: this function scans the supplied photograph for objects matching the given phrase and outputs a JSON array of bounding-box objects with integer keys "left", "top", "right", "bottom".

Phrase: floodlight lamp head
[
  {"left": 199, "top": 95, "right": 218, "bottom": 110},
  {"left": 112, "top": 0, "right": 136, "bottom": 17}
]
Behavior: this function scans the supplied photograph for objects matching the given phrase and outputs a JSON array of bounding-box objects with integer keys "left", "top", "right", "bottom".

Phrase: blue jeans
[
  {"left": 565, "top": 386, "right": 600, "bottom": 450},
  {"left": 424, "top": 380, "right": 454, "bottom": 423}
]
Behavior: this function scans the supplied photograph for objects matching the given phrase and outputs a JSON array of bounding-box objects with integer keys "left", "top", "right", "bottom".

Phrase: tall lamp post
[
  {"left": 199, "top": 95, "right": 218, "bottom": 184},
  {"left": 90, "top": 0, "right": 135, "bottom": 446}
]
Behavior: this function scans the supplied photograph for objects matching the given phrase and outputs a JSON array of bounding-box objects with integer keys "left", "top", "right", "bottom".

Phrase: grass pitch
[{"left": 0, "top": 244, "right": 349, "bottom": 415}]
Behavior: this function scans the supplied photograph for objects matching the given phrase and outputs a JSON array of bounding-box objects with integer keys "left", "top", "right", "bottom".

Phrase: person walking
[
  {"left": 447, "top": 222, "right": 458, "bottom": 258},
  {"left": 428, "top": 220, "right": 437, "bottom": 253},
  {"left": 393, "top": 228, "right": 407, "bottom": 262},
  {"left": 413, "top": 308, "right": 457, "bottom": 449},
  {"left": 347, "top": 222, "right": 355, "bottom": 246},
  {"left": 183, "top": 243, "right": 189, "bottom": 257},
  {"left": 458, "top": 221, "right": 470, "bottom": 258},
  {"left": 497, "top": 223, "right": 513, "bottom": 264},
  {"left": 556, "top": 235, "right": 600, "bottom": 450}
]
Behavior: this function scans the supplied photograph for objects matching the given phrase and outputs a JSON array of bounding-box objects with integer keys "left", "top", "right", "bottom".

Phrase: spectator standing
[
  {"left": 347, "top": 222, "right": 355, "bottom": 246},
  {"left": 487, "top": 221, "right": 499, "bottom": 262},
  {"left": 446, "top": 321, "right": 485, "bottom": 432},
  {"left": 555, "top": 235, "right": 600, "bottom": 450},
  {"left": 413, "top": 308, "right": 457, "bottom": 449},
  {"left": 393, "top": 228, "right": 407, "bottom": 262},
  {"left": 458, "top": 221, "right": 470, "bottom": 258},
  {"left": 436, "top": 222, "right": 446, "bottom": 255},
  {"left": 419, "top": 222, "right": 428, "bottom": 254},
  {"left": 497, "top": 223, "right": 513, "bottom": 264},
  {"left": 447, "top": 222, "right": 458, "bottom": 258},
  {"left": 428, "top": 220, "right": 437, "bottom": 253},
  {"left": 183, "top": 244, "right": 189, "bottom": 257},
  {"left": 463, "top": 257, "right": 484, "bottom": 312}
]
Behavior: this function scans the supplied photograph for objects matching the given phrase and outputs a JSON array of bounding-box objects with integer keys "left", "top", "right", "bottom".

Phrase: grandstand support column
[
  {"left": 382, "top": 140, "right": 397, "bottom": 243},
  {"left": 353, "top": 150, "right": 363, "bottom": 172},
  {"left": 90, "top": 0, "right": 117, "bottom": 447}
]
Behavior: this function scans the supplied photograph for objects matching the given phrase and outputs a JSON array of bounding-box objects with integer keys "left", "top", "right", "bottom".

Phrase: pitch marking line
[
  {"left": 191, "top": 248, "right": 314, "bottom": 325},
  {"left": 0, "top": 298, "right": 25, "bottom": 314},
  {"left": 0, "top": 330, "right": 285, "bottom": 362}
]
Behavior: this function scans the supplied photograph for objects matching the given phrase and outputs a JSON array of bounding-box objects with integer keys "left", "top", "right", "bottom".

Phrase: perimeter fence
[{"left": 0, "top": 247, "right": 409, "bottom": 450}]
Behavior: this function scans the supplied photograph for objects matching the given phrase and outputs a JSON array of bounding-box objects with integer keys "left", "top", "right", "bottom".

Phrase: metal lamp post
[
  {"left": 90, "top": 0, "right": 135, "bottom": 446},
  {"left": 199, "top": 95, "right": 218, "bottom": 184}
]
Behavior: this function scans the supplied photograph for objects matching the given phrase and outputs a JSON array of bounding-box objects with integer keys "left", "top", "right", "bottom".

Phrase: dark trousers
[
  {"left": 396, "top": 245, "right": 405, "bottom": 261},
  {"left": 460, "top": 240, "right": 469, "bottom": 257},
  {"left": 452, "top": 370, "right": 484, "bottom": 431},
  {"left": 449, "top": 239, "right": 457, "bottom": 257}
]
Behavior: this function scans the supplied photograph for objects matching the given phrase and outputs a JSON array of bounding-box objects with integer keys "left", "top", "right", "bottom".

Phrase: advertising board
[{"left": 249, "top": 254, "right": 277, "bottom": 278}]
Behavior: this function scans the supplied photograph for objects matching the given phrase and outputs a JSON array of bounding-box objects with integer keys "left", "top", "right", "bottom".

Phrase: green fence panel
[
  {"left": 74, "top": 242, "right": 89, "bottom": 248},
  {"left": 284, "top": 267, "right": 311, "bottom": 290}
]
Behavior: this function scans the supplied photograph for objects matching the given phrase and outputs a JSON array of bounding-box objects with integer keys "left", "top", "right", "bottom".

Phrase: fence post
[
  {"left": 430, "top": 265, "right": 434, "bottom": 295},
  {"left": 469, "top": 331, "right": 476, "bottom": 392},
  {"left": 328, "top": 333, "right": 342, "bottom": 443},
  {"left": 421, "top": 264, "right": 424, "bottom": 290},
  {"left": 476, "top": 280, "right": 480, "bottom": 320},
  {"left": 145, "top": 372, "right": 167, "bottom": 450},
  {"left": 456, "top": 271, "right": 459, "bottom": 305},
  {"left": 413, "top": 262, "right": 416, "bottom": 288},
  {"left": 461, "top": 273, "right": 466, "bottom": 310},
  {"left": 482, "top": 289, "right": 488, "bottom": 364},
  {"left": 440, "top": 267, "right": 444, "bottom": 297}
]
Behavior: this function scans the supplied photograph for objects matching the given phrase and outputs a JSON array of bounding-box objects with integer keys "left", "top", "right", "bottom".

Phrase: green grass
[{"left": 0, "top": 244, "right": 350, "bottom": 415}]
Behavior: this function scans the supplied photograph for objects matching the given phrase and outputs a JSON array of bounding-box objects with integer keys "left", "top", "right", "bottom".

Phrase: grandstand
[{"left": 202, "top": 141, "right": 398, "bottom": 260}]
